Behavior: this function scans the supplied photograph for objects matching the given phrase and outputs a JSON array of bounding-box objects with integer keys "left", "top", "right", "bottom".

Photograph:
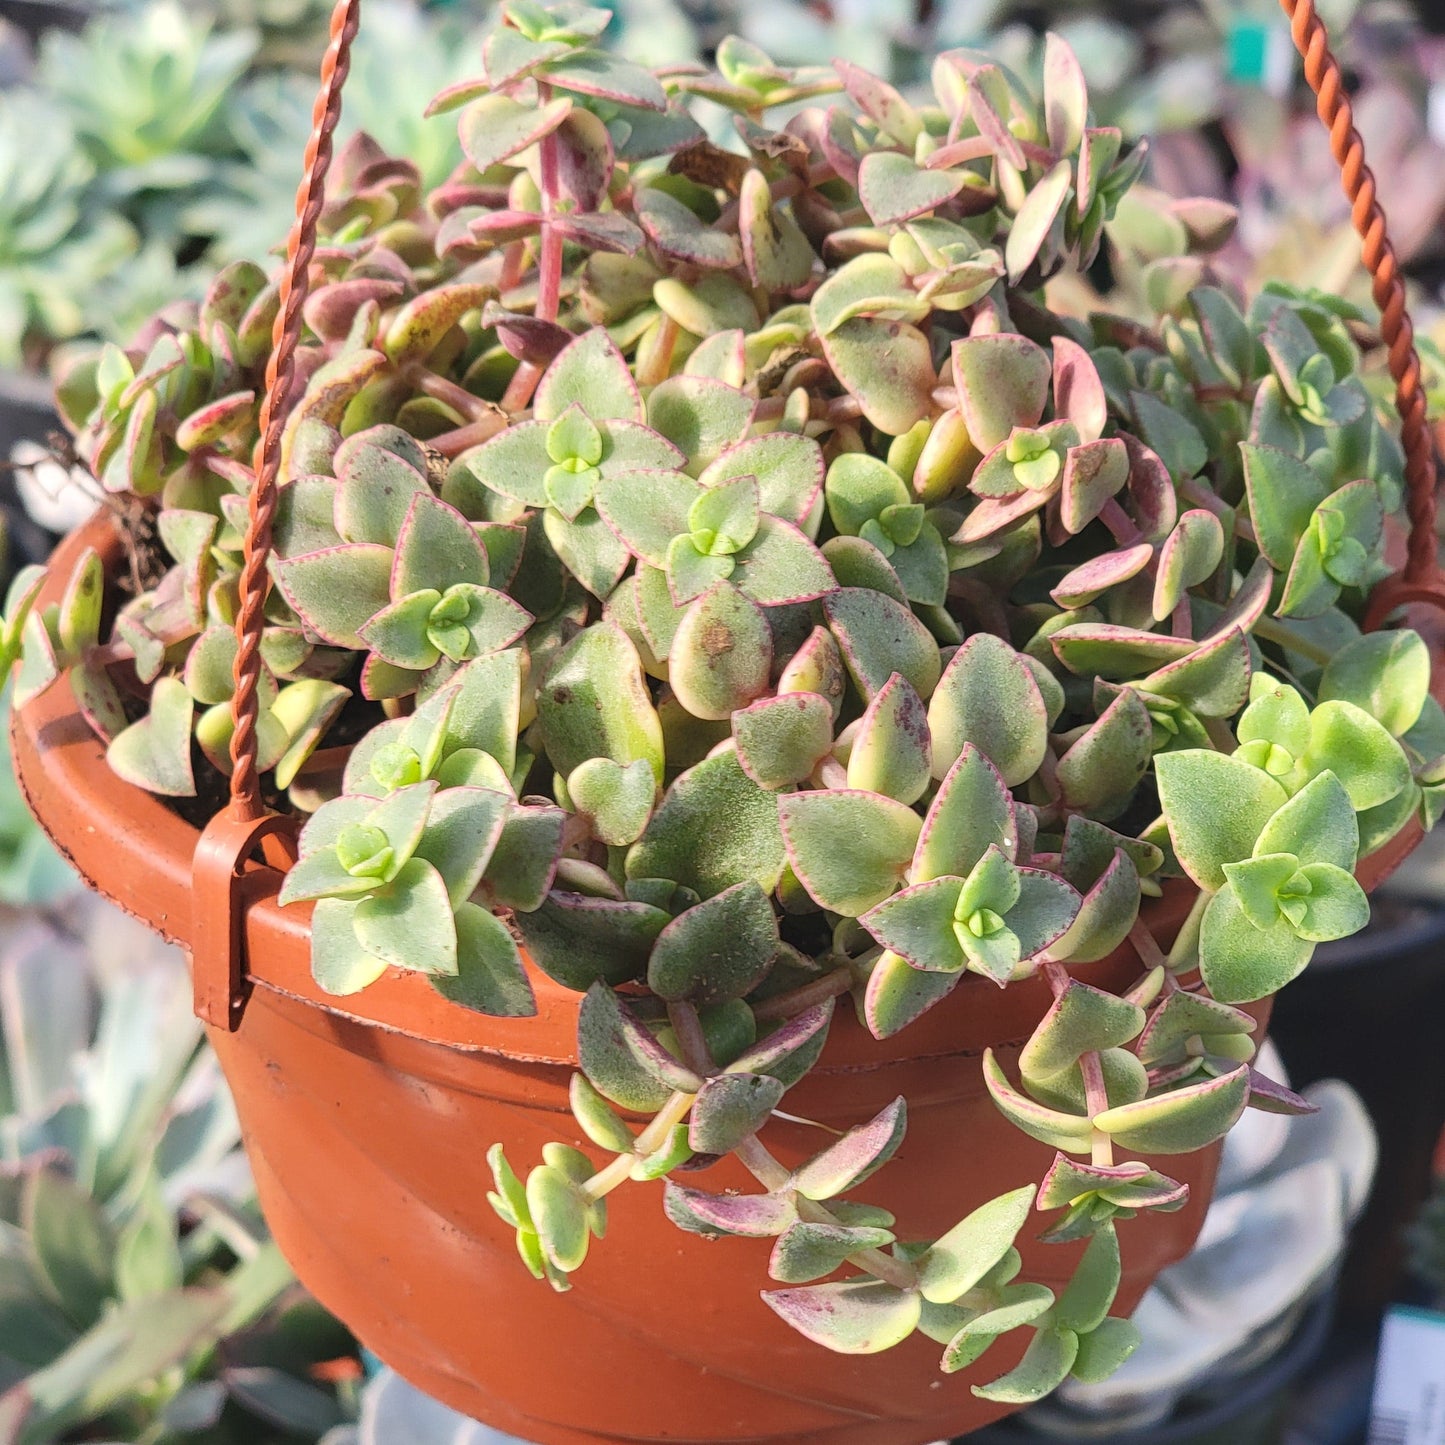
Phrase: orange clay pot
[{"left": 12, "top": 512, "right": 1418, "bottom": 1445}]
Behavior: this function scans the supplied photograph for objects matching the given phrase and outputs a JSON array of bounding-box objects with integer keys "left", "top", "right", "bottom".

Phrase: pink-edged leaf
[
  {"left": 664, "top": 1183, "right": 798, "bottom": 1237},
  {"left": 459, "top": 93, "right": 573, "bottom": 173},
  {"left": 1052, "top": 337, "right": 1107, "bottom": 443},
  {"left": 858, "top": 151, "right": 964, "bottom": 226},
  {"left": 792, "top": 1098, "right": 907, "bottom": 1200},
  {"left": 763, "top": 1278, "right": 921, "bottom": 1354},
  {"left": 1246, "top": 1069, "right": 1319, "bottom": 1116},
  {"left": 1050, "top": 542, "right": 1154, "bottom": 608},
  {"left": 552, "top": 211, "right": 645, "bottom": 255},
  {"left": 272, "top": 543, "right": 395, "bottom": 649}
]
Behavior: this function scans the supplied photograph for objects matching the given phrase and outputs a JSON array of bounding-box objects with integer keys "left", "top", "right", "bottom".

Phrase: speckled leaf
[
  {"left": 648, "top": 880, "right": 779, "bottom": 1005},
  {"left": 929, "top": 633, "right": 1047, "bottom": 786},
  {"left": 1020, "top": 984, "right": 1145, "bottom": 1084},
  {"left": 1094, "top": 1066, "right": 1249, "bottom": 1152},
  {"left": 793, "top": 1098, "right": 907, "bottom": 1200},
  {"left": 1241, "top": 442, "right": 1327, "bottom": 568},
  {"left": 647, "top": 376, "right": 754, "bottom": 470},
  {"left": 537, "top": 621, "right": 665, "bottom": 782},
  {"left": 861, "top": 877, "right": 965, "bottom": 974},
  {"left": 764, "top": 1278, "right": 921, "bottom": 1355},
  {"left": 515, "top": 891, "right": 668, "bottom": 991},
  {"left": 1006, "top": 160, "right": 1072, "bottom": 282},
  {"left": 847, "top": 673, "right": 931, "bottom": 804},
  {"left": 859, "top": 151, "right": 964, "bottom": 226},
  {"left": 568, "top": 757, "right": 656, "bottom": 846},
  {"left": 734, "top": 692, "right": 835, "bottom": 789},
  {"left": 1155, "top": 750, "right": 1288, "bottom": 890},
  {"left": 669, "top": 582, "right": 772, "bottom": 720},
  {"left": 701, "top": 434, "right": 824, "bottom": 527},
  {"left": 627, "top": 748, "right": 785, "bottom": 898},
  {"left": 273, "top": 544, "right": 394, "bottom": 650},
  {"left": 689, "top": 1072, "right": 785, "bottom": 1153},
  {"left": 770, "top": 1222, "right": 897, "bottom": 1284},
  {"left": 1059, "top": 439, "right": 1130, "bottom": 534},
  {"left": 637, "top": 187, "right": 743, "bottom": 270},
  {"left": 914, "top": 744, "right": 1016, "bottom": 884},
  {"left": 863, "top": 948, "right": 961, "bottom": 1038},
  {"left": 106, "top": 677, "right": 195, "bottom": 797},
  {"left": 821, "top": 318, "right": 935, "bottom": 437},
  {"left": 824, "top": 588, "right": 941, "bottom": 702},
  {"left": 1055, "top": 688, "right": 1152, "bottom": 816},
  {"left": 578, "top": 982, "right": 702, "bottom": 1111},
  {"left": 779, "top": 789, "right": 921, "bottom": 916},
  {"left": 740, "top": 169, "right": 815, "bottom": 291},
  {"left": 352, "top": 858, "right": 456, "bottom": 976},
  {"left": 951, "top": 335, "right": 1051, "bottom": 452},
  {"left": 1153, "top": 509, "right": 1224, "bottom": 620},
  {"left": 535, "top": 328, "right": 642, "bottom": 424},
  {"left": 665, "top": 1184, "right": 797, "bottom": 1238}
]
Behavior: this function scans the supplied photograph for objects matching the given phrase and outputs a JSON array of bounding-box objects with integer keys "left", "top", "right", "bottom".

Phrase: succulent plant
[
  {"left": 35, "top": 2, "right": 260, "bottom": 247},
  {"left": 0, "top": 907, "right": 360, "bottom": 1441},
  {"left": 18, "top": 1, "right": 1436, "bottom": 1406},
  {"left": 0, "top": 92, "right": 138, "bottom": 369}
]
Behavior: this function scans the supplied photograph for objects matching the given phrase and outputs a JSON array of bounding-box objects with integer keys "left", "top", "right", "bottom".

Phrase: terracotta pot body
[{"left": 20, "top": 514, "right": 1414, "bottom": 1445}]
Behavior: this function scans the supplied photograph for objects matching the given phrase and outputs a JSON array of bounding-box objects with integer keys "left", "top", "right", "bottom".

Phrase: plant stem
[
  {"left": 1080, "top": 1049, "right": 1114, "bottom": 1167},
  {"left": 536, "top": 92, "right": 564, "bottom": 327},
  {"left": 1165, "top": 889, "right": 1211, "bottom": 974},
  {"left": 669, "top": 1002, "right": 921, "bottom": 1294},
  {"left": 582, "top": 1088, "right": 696, "bottom": 1202},
  {"left": 1128, "top": 917, "right": 1166, "bottom": 972},
  {"left": 751, "top": 966, "right": 854, "bottom": 1023}
]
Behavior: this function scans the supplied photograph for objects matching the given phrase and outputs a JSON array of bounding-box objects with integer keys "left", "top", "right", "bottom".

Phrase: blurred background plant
[{"left": 0, "top": 885, "right": 363, "bottom": 1442}]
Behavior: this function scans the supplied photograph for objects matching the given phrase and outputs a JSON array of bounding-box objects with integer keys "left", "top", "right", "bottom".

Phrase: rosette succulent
[{"left": 16, "top": 2, "right": 1437, "bottom": 1407}]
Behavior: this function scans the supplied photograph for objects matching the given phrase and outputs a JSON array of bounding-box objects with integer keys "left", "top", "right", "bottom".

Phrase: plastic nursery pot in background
[
  {"left": 1268, "top": 898, "right": 1445, "bottom": 1318},
  {"left": 13, "top": 517, "right": 1243, "bottom": 1445}
]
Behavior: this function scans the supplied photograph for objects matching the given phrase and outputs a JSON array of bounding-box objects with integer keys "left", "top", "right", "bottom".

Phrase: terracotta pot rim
[{"left": 12, "top": 510, "right": 1423, "bottom": 1072}]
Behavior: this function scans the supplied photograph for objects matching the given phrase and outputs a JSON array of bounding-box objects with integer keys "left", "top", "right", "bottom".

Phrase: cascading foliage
[{"left": 11, "top": 0, "right": 1443, "bottom": 1403}]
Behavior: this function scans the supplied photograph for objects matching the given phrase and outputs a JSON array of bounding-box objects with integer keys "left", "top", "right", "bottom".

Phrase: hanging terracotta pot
[
  {"left": 11, "top": 515, "right": 1250, "bottom": 1444},
  {"left": 11, "top": 0, "right": 1445, "bottom": 1441}
]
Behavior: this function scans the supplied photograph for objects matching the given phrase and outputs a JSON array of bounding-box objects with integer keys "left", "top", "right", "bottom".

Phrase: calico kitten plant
[{"left": 13, "top": 0, "right": 1440, "bottom": 1405}]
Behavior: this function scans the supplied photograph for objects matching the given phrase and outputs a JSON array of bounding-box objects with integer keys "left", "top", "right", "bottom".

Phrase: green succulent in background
[
  {"left": 36, "top": 3, "right": 259, "bottom": 246},
  {"left": 0, "top": 93, "right": 137, "bottom": 369},
  {"left": 1410, "top": 1169, "right": 1445, "bottom": 1301},
  {"left": 15, "top": 0, "right": 1434, "bottom": 1408},
  {"left": 0, "top": 690, "right": 76, "bottom": 909},
  {"left": 0, "top": 911, "right": 360, "bottom": 1443}
]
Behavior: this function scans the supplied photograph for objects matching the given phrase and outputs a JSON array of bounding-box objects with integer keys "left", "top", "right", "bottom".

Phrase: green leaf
[
  {"left": 1006, "top": 160, "right": 1073, "bottom": 282},
  {"left": 1291, "top": 861, "right": 1369, "bottom": 942},
  {"left": 647, "top": 881, "right": 780, "bottom": 1005},
  {"left": 1199, "top": 882, "right": 1313, "bottom": 1002},
  {"left": 1255, "top": 771, "right": 1358, "bottom": 870},
  {"left": 972, "top": 1326, "right": 1079, "bottom": 1399},
  {"left": 1094, "top": 1066, "right": 1250, "bottom": 1152},
  {"left": 1020, "top": 984, "right": 1145, "bottom": 1084},
  {"left": 913, "top": 744, "right": 1016, "bottom": 884},
  {"left": 1155, "top": 750, "right": 1289, "bottom": 890},
  {"left": 460, "top": 92, "right": 573, "bottom": 171},
  {"left": 352, "top": 858, "right": 458, "bottom": 976},
  {"left": 689, "top": 1072, "right": 786, "bottom": 1153},
  {"left": 763, "top": 1278, "right": 921, "bottom": 1354},
  {"left": 568, "top": 757, "right": 656, "bottom": 846},
  {"left": 779, "top": 789, "right": 922, "bottom": 916},
  {"left": 1305, "top": 701, "right": 1411, "bottom": 810},
  {"left": 769, "top": 1222, "right": 897, "bottom": 1283},
  {"left": 114, "top": 1180, "right": 183, "bottom": 1303},
  {"left": 929, "top": 633, "right": 1047, "bottom": 786},
  {"left": 982, "top": 1050, "right": 1093, "bottom": 1152},
  {"left": 824, "top": 588, "right": 941, "bottom": 702},
  {"left": 309, "top": 899, "right": 388, "bottom": 995},
  {"left": 1070, "top": 1317, "right": 1142, "bottom": 1383},
  {"left": 433, "top": 903, "right": 537, "bottom": 1017},
  {"left": 527, "top": 1164, "right": 590, "bottom": 1272},
  {"left": 859, "top": 151, "right": 964, "bottom": 226},
  {"left": 273, "top": 543, "right": 395, "bottom": 649},
  {"left": 105, "top": 677, "right": 195, "bottom": 798},
  {"left": 1055, "top": 1224, "right": 1120, "bottom": 1333},
  {"left": 1319, "top": 630, "right": 1430, "bottom": 738},
  {"left": 951, "top": 334, "right": 1051, "bottom": 452},
  {"left": 918, "top": 1185, "right": 1035, "bottom": 1305},
  {"left": 811, "top": 253, "right": 929, "bottom": 336},
  {"left": 537, "top": 621, "right": 666, "bottom": 783},
  {"left": 792, "top": 1098, "right": 907, "bottom": 1200},
  {"left": 26, "top": 1170, "right": 116, "bottom": 1329},
  {"left": 669, "top": 582, "right": 772, "bottom": 720},
  {"left": 1241, "top": 442, "right": 1327, "bottom": 568},
  {"left": 627, "top": 748, "right": 785, "bottom": 898},
  {"left": 862, "top": 878, "right": 966, "bottom": 974}
]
